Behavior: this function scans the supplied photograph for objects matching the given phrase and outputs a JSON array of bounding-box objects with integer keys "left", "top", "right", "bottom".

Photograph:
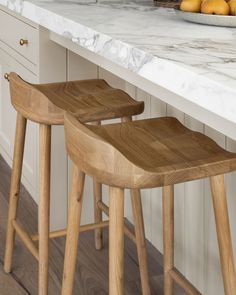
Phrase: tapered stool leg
[
  {"left": 163, "top": 185, "right": 174, "bottom": 295},
  {"left": 38, "top": 124, "right": 51, "bottom": 295},
  {"left": 131, "top": 189, "right": 151, "bottom": 295},
  {"left": 109, "top": 186, "right": 124, "bottom": 295},
  {"left": 4, "top": 113, "right": 27, "bottom": 273},
  {"left": 210, "top": 175, "right": 236, "bottom": 295},
  {"left": 123, "top": 115, "right": 151, "bottom": 294},
  {"left": 93, "top": 180, "right": 103, "bottom": 250},
  {"left": 61, "top": 165, "right": 85, "bottom": 295},
  {"left": 91, "top": 121, "right": 103, "bottom": 250}
]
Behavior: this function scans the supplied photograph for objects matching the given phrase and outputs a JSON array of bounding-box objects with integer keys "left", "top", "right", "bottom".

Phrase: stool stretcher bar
[
  {"left": 31, "top": 221, "right": 110, "bottom": 241},
  {"left": 30, "top": 200, "right": 136, "bottom": 243},
  {"left": 169, "top": 270, "right": 202, "bottom": 295},
  {"left": 12, "top": 220, "right": 39, "bottom": 260}
]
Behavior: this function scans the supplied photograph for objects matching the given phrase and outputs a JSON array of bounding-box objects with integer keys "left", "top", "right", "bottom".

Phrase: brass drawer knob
[
  {"left": 19, "top": 39, "right": 28, "bottom": 46},
  {"left": 4, "top": 73, "right": 10, "bottom": 81}
]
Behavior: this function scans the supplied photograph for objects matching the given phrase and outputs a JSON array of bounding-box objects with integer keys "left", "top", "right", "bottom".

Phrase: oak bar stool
[
  {"left": 63, "top": 114, "right": 236, "bottom": 295},
  {"left": 4, "top": 73, "right": 151, "bottom": 295}
]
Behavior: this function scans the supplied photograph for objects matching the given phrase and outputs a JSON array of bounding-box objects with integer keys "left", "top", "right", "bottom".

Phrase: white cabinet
[{"left": 0, "top": 6, "right": 68, "bottom": 229}]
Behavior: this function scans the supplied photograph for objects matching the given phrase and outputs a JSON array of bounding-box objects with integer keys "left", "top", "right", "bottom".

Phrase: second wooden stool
[{"left": 63, "top": 114, "right": 236, "bottom": 295}]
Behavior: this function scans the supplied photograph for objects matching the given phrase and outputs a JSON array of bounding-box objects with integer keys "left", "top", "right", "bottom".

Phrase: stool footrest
[
  {"left": 97, "top": 200, "right": 109, "bottom": 215},
  {"left": 97, "top": 200, "right": 136, "bottom": 243},
  {"left": 169, "top": 269, "right": 202, "bottom": 295},
  {"left": 12, "top": 220, "right": 39, "bottom": 260},
  {"left": 31, "top": 221, "right": 110, "bottom": 241}
]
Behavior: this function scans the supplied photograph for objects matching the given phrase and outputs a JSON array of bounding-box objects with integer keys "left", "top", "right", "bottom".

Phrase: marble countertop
[{"left": 1, "top": 0, "right": 236, "bottom": 125}]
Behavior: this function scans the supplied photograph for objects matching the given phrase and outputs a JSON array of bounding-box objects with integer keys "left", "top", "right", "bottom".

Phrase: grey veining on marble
[{"left": 0, "top": 0, "right": 236, "bottom": 124}]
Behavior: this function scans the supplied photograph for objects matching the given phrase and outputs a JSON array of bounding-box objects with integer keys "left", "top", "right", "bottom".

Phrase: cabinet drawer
[{"left": 0, "top": 9, "right": 38, "bottom": 64}]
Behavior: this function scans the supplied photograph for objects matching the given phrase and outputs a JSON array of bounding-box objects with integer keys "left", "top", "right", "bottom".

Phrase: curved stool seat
[
  {"left": 67, "top": 116, "right": 236, "bottom": 188},
  {"left": 63, "top": 113, "right": 236, "bottom": 295},
  {"left": 9, "top": 72, "right": 144, "bottom": 124},
  {"left": 4, "top": 73, "right": 149, "bottom": 295}
]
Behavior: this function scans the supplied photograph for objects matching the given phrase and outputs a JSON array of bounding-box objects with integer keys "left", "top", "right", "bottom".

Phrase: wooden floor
[{"left": 0, "top": 156, "right": 185, "bottom": 295}]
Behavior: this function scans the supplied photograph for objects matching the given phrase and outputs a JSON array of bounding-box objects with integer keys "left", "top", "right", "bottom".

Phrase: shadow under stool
[
  {"left": 4, "top": 72, "right": 151, "bottom": 295},
  {"left": 63, "top": 114, "right": 236, "bottom": 295}
]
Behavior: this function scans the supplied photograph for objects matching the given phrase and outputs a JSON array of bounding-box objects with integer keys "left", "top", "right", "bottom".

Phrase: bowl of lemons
[{"left": 175, "top": 0, "right": 236, "bottom": 27}]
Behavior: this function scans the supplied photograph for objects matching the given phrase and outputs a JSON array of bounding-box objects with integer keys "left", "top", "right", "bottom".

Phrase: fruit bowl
[{"left": 175, "top": 8, "right": 236, "bottom": 27}]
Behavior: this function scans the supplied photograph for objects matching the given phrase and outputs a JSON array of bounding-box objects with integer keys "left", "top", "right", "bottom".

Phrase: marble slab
[{"left": 1, "top": 0, "right": 236, "bottom": 125}]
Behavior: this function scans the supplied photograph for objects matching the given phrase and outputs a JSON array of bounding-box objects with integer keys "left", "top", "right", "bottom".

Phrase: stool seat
[
  {"left": 9, "top": 73, "right": 144, "bottom": 124},
  {"left": 65, "top": 115, "right": 236, "bottom": 188}
]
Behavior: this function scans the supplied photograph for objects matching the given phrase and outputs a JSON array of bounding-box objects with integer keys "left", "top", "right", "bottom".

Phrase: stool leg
[
  {"left": 4, "top": 113, "right": 27, "bottom": 273},
  {"left": 131, "top": 189, "right": 151, "bottom": 295},
  {"left": 93, "top": 180, "right": 103, "bottom": 250},
  {"left": 210, "top": 175, "right": 236, "bottom": 295},
  {"left": 61, "top": 165, "right": 85, "bottom": 295},
  {"left": 91, "top": 121, "right": 103, "bottom": 250},
  {"left": 38, "top": 124, "right": 51, "bottom": 295},
  {"left": 109, "top": 186, "right": 124, "bottom": 295},
  {"left": 122, "top": 116, "right": 151, "bottom": 293},
  {"left": 163, "top": 185, "right": 174, "bottom": 295}
]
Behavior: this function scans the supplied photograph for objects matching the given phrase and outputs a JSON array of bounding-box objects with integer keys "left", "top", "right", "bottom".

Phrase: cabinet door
[{"left": 0, "top": 48, "right": 38, "bottom": 197}]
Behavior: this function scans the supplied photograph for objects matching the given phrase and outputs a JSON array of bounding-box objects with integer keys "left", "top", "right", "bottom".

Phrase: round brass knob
[
  {"left": 19, "top": 39, "right": 28, "bottom": 46},
  {"left": 4, "top": 73, "right": 10, "bottom": 81}
]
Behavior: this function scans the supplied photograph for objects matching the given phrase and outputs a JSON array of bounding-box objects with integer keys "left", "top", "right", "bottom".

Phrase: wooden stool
[
  {"left": 63, "top": 114, "right": 236, "bottom": 295},
  {"left": 4, "top": 73, "right": 151, "bottom": 295}
]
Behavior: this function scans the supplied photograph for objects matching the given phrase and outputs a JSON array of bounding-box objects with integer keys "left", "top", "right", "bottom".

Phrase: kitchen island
[
  {"left": 0, "top": 0, "right": 236, "bottom": 294},
  {"left": 1, "top": 0, "right": 236, "bottom": 138}
]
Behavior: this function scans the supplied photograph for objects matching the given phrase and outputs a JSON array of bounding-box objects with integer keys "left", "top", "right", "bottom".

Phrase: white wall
[{"left": 68, "top": 51, "right": 236, "bottom": 295}]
